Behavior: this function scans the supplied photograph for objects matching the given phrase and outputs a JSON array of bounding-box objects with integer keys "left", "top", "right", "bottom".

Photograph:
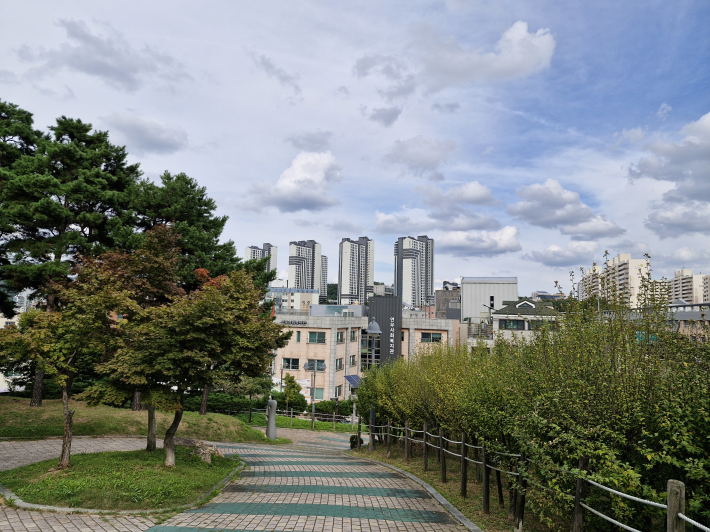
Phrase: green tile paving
[
  {"left": 221, "top": 484, "right": 429, "bottom": 498},
  {"left": 240, "top": 470, "right": 400, "bottom": 478},
  {"left": 146, "top": 527, "right": 275, "bottom": 532},
  {"left": 187, "top": 502, "right": 454, "bottom": 523},
  {"left": 316, "top": 435, "right": 352, "bottom": 442},
  {"left": 240, "top": 460, "right": 375, "bottom": 466}
]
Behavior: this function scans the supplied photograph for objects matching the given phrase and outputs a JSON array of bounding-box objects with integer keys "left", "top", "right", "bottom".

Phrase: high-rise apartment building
[
  {"left": 321, "top": 255, "right": 329, "bottom": 303},
  {"left": 394, "top": 235, "right": 434, "bottom": 308},
  {"left": 667, "top": 269, "right": 706, "bottom": 304},
  {"left": 579, "top": 254, "right": 650, "bottom": 308},
  {"left": 244, "top": 243, "right": 277, "bottom": 272},
  {"left": 338, "top": 237, "right": 374, "bottom": 305},
  {"left": 288, "top": 240, "right": 323, "bottom": 299}
]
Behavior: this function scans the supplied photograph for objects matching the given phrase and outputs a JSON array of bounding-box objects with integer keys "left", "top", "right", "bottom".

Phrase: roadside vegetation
[
  {"left": 0, "top": 397, "right": 279, "bottom": 444},
  {"left": 356, "top": 264, "right": 710, "bottom": 530},
  {"left": 236, "top": 411, "right": 356, "bottom": 433},
  {"left": 0, "top": 447, "right": 237, "bottom": 510}
]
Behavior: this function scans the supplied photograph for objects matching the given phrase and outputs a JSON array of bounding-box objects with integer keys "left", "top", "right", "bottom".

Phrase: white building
[
  {"left": 667, "top": 269, "right": 706, "bottom": 304},
  {"left": 288, "top": 240, "right": 323, "bottom": 299},
  {"left": 394, "top": 235, "right": 434, "bottom": 308},
  {"left": 338, "top": 237, "right": 374, "bottom": 305},
  {"left": 460, "top": 277, "right": 518, "bottom": 323},
  {"left": 244, "top": 243, "right": 277, "bottom": 272},
  {"left": 579, "top": 254, "right": 650, "bottom": 308},
  {"left": 265, "top": 287, "right": 319, "bottom": 312}
]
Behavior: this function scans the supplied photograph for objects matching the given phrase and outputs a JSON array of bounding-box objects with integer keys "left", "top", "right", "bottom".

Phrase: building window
[
  {"left": 336, "top": 358, "right": 343, "bottom": 371},
  {"left": 308, "top": 331, "right": 326, "bottom": 344},
  {"left": 307, "top": 359, "right": 326, "bottom": 371},
  {"left": 296, "top": 331, "right": 301, "bottom": 343},
  {"left": 499, "top": 320, "right": 525, "bottom": 330},
  {"left": 315, "top": 388, "right": 324, "bottom": 400},
  {"left": 350, "top": 330, "right": 357, "bottom": 342},
  {"left": 335, "top": 385, "right": 342, "bottom": 397},
  {"left": 283, "top": 358, "right": 300, "bottom": 370},
  {"left": 421, "top": 332, "right": 442, "bottom": 343},
  {"left": 337, "top": 331, "right": 345, "bottom": 343},
  {"left": 349, "top": 354, "right": 357, "bottom": 367},
  {"left": 401, "top": 331, "right": 405, "bottom": 341}
]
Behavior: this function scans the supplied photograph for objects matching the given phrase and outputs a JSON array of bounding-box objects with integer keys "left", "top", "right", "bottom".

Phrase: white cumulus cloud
[
  {"left": 526, "top": 241, "right": 599, "bottom": 267},
  {"left": 248, "top": 151, "right": 342, "bottom": 212},
  {"left": 437, "top": 226, "right": 521, "bottom": 257},
  {"left": 384, "top": 135, "right": 457, "bottom": 181}
]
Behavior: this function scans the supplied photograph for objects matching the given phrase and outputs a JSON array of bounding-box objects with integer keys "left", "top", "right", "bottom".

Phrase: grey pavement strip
[{"left": 356, "top": 456, "right": 484, "bottom": 532}]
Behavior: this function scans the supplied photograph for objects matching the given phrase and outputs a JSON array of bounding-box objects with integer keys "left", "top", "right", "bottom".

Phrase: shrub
[{"left": 183, "top": 393, "right": 251, "bottom": 414}]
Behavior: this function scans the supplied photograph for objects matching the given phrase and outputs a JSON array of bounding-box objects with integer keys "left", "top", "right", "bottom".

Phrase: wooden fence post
[
  {"left": 290, "top": 408, "right": 293, "bottom": 427},
  {"left": 496, "top": 470, "right": 505, "bottom": 508},
  {"left": 460, "top": 431, "right": 468, "bottom": 498},
  {"left": 439, "top": 427, "right": 447, "bottom": 483},
  {"left": 333, "top": 412, "right": 336, "bottom": 430},
  {"left": 572, "top": 456, "right": 590, "bottom": 532},
  {"left": 404, "top": 420, "right": 411, "bottom": 462},
  {"left": 386, "top": 419, "right": 391, "bottom": 458},
  {"left": 514, "top": 454, "right": 527, "bottom": 532},
  {"left": 482, "top": 446, "right": 490, "bottom": 513},
  {"left": 666, "top": 480, "right": 685, "bottom": 532},
  {"left": 357, "top": 416, "right": 361, "bottom": 451},
  {"left": 248, "top": 406, "right": 252, "bottom": 423},
  {"left": 423, "top": 422, "right": 428, "bottom": 471},
  {"left": 369, "top": 417, "right": 374, "bottom": 452}
]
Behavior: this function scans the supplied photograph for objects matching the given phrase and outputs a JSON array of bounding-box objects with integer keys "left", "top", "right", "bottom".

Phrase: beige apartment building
[
  {"left": 667, "top": 269, "right": 707, "bottom": 304},
  {"left": 271, "top": 313, "right": 455, "bottom": 403},
  {"left": 578, "top": 254, "right": 650, "bottom": 308}
]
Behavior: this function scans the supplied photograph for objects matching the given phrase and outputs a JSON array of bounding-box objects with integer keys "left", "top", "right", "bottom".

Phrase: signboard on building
[{"left": 368, "top": 296, "right": 402, "bottom": 364}]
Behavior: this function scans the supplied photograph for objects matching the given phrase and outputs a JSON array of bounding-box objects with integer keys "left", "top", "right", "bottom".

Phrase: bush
[
  {"left": 350, "top": 434, "right": 364, "bottom": 449},
  {"left": 357, "top": 274, "right": 710, "bottom": 530},
  {"left": 183, "top": 392, "right": 251, "bottom": 414},
  {"left": 314, "top": 398, "right": 353, "bottom": 416}
]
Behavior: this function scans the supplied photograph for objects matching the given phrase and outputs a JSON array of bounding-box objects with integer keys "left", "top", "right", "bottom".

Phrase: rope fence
[{"left": 355, "top": 418, "right": 707, "bottom": 532}]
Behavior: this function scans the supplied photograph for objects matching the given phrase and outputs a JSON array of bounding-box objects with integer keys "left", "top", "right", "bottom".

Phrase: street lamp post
[{"left": 304, "top": 359, "right": 326, "bottom": 429}]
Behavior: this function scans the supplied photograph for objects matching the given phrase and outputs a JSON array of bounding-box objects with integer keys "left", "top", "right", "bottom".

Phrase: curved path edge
[
  {"left": 356, "top": 455, "right": 484, "bottom": 532},
  {"left": 0, "top": 458, "right": 245, "bottom": 515}
]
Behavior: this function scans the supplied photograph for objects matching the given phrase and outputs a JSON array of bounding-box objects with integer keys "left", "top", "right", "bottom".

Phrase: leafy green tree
[
  {"left": 91, "top": 270, "right": 290, "bottom": 467},
  {"left": 0, "top": 259, "right": 137, "bottom": 468},
  {"left": 0, "top": 115, "right": 141, "bottom": 405},
  {"left": 282, "top": 373, "right": 302, "bottom": 412},
  {"left": 327, "top": 283, "right": 338, "bottom": 301}
]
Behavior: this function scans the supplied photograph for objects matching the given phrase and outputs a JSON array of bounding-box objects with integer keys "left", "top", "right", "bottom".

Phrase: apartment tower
[
  {"left": 244, "top": 243, "right": 277, "bottom": 272},
  {"left": 288, "top": 240, "right": 323, "bottom": 299},
  {"left": 394, "top": 235, "right": 434, "bottom": 308},
  {"left": 338, "top": 237, "right": 374, "bottom": 305}
]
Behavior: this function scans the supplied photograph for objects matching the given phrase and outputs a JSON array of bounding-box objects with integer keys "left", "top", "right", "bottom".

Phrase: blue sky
[{"left": 1, "top": 0, "right": 709, "bottom": 295}]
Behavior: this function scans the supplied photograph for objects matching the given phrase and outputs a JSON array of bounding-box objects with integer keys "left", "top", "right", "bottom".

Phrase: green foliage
[
  {"left": 314, "top": 399, "right": 354, "bottom": 416},
  {"left": 0, "top": 447, "right": 236, "bottom": 510},
  {"left": 358, "top": 266, "right": 709, "bottom": 529},
  {"left": 183, "top": 393, "right": 251, "bottom": 414},
  {"left": 350, "top": 434, "right": 364, "bottom": 449},
  {"left": 282, "top": 373, "right": 302, "bottom": 408},
  {"left": 270, "top": 390, "right": 308, "bottom": 413},
  {"left": 327, "top": 283, "right": 338, "bottom": 301}
]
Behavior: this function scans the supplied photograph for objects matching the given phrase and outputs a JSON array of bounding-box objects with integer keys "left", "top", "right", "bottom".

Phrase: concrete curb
[
  {"left": 0, "top": 457, "right": 245, "bottom": 515},
  {"left": 355, "top": 455, "right": 484, "bottom": 532}
]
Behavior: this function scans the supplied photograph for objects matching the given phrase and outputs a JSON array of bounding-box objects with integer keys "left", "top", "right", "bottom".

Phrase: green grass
[
  {"left": 351, "top": 446, "right": 550, "bottom": 532},
  {"left": 236, "top": 412, "right": 357, "bottom": 433},
  {"left": 0, "top": 397, "right": 287, "bottom": 444},
  {"left": 0, "top": 447, "right": 238, "bottom": 510}
]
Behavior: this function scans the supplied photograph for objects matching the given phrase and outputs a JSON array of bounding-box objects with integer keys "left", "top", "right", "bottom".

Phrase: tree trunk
[
  {"left": 30, "top": 370, "right": 44, "bottom": 407},
  {"left": 199, "top": 385, "right": 210, "bottom": 416},
  {"left": 65, "top": 371, "right": 75, "bottom": 399},
  {"left": 131, "top": 390, "right": 142, "bottom": 411},
  {"left": 146, "top": 405, "right": 157, "bottom": 452},
  {"left": 57, "top": 385, "right": 75, "bottom": 469},
  {"left": 164, "top": 409, "right": 184, "bottom": 467}
]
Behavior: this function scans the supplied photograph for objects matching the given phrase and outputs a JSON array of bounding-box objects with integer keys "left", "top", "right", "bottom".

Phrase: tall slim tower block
[
  {"left": 320, "top": 255, "right": 329, "bottom": 303},
  {"left": 338, "top": 237, "right": 374, "bottom": 305},
  {"left": 394, "top": 235, "right": 434, "bottom": 308},
  {"left": 288, "top": 240, "right": 323, "bottom": 299},
  {"left": 245, "top": 243, "right": 277, "bottom": 272}
]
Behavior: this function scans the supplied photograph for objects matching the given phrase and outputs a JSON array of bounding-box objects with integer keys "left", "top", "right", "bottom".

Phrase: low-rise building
[
  {"left": 271, "top": 307, "right": 455, "bottom": 403},
  {"left": 435, "top": 288, "right": 460, "bottom": 319},
  {"left": 491, "top": 298, "right": 562, "bottom": 339},
  {"left": 265, "top": 287, "right": 318, "bottom": 313}
]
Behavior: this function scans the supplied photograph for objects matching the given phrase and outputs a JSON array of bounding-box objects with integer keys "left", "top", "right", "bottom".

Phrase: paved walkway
[{"left": 1, "top": 430, "right": 467, "bottom": 532}]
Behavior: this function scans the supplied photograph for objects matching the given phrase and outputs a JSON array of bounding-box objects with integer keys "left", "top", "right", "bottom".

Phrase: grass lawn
[
  {"left": 351, "top": 445, "right": 551, "bottom": 532},
  {"left": 0, "top": 447, "right": 237, "bottom": 510},
  {"left": 236, "top": 411, "right": 357, "bottom": 433},
  {"left": 0, "top": 397, "right": 287, "bottom": 444}
]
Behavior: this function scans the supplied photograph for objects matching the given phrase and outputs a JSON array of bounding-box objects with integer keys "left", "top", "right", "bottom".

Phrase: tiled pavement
[
  {"left": 144, "top": 443, "right": 467, "bottom": 532},
  {"left": 0, "top": 430, "right": 467, "bottom": 532}
]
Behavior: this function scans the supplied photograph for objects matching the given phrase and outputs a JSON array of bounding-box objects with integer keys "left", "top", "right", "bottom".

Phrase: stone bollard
[{"left": 265, "top": 395, "right": 278, "bottom": 440}]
